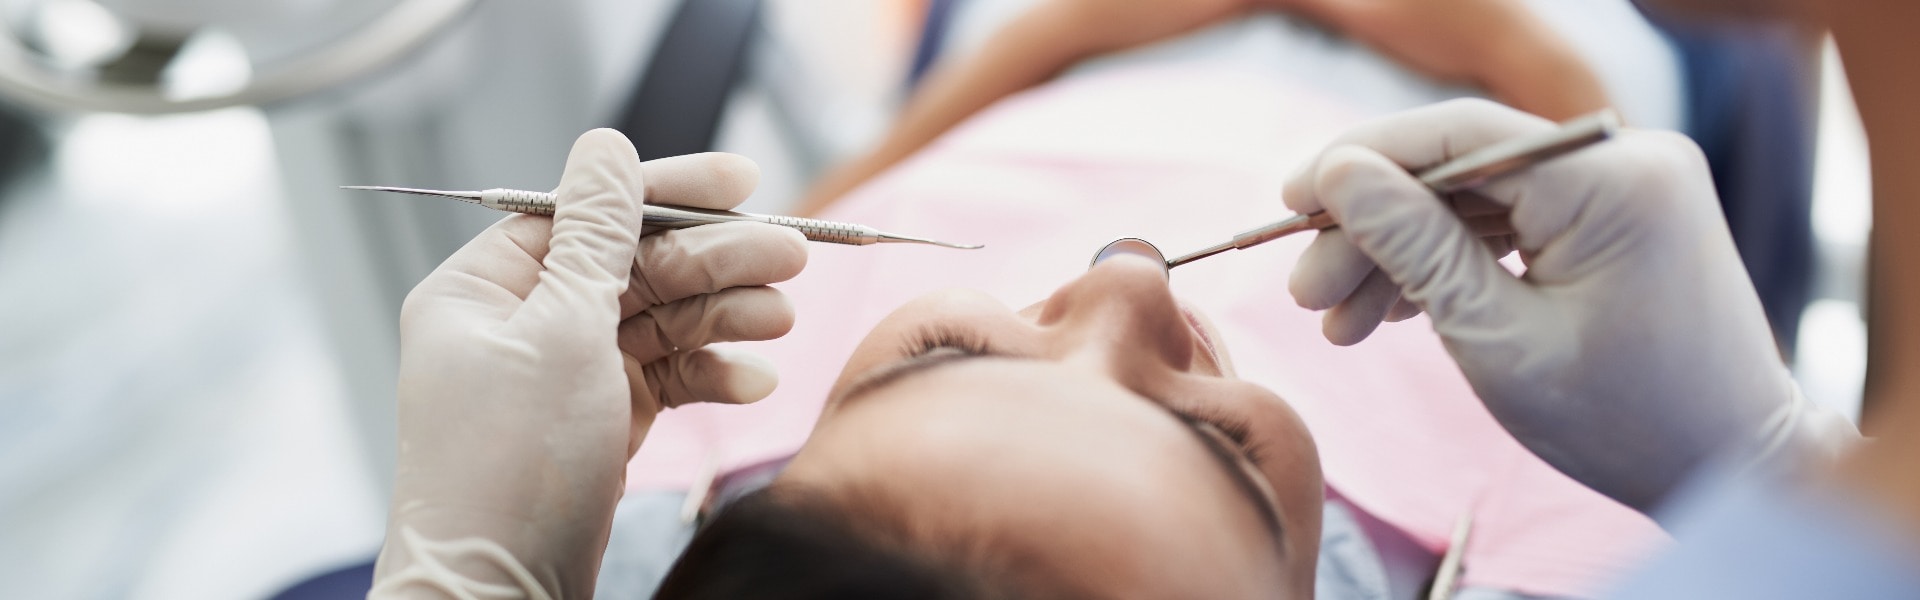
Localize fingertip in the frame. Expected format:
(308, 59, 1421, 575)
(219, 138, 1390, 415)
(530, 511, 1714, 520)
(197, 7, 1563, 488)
(708, 152, 761, 194)
(1313, 145, 1403, 217)
(1281, 156, 1322, 215)
(577, 128, 640, 157)
(1319, 271, 1398, 344)
(768, 224, 809, 282)
(685, 152, 761, 202)
(767, 290, 798, 338)
(726, 285, 799, 340)
(1288, 231, 1372, 311)
(639, 152, 761, 210)
(1322, 311, 1381, 347)
(1385, 297, 1423, 322)
(710, 346, 779, 403)
(1288, 268, 1332, 311)
(1289, 265, 1352, 311)
(554, 129, 645, 224)
(727, 223, 810, 285)
(561, 130, 642, 188)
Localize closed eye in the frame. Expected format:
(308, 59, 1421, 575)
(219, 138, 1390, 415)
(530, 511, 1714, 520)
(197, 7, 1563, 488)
(902, 325, 993, 358)
(827, 353, 1290, 551)
(1168, 405, 1265, 463)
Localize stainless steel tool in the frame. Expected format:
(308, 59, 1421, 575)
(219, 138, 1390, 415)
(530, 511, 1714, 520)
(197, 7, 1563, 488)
(339, 186, 983, 250)
(1092, 109, 1621, 273)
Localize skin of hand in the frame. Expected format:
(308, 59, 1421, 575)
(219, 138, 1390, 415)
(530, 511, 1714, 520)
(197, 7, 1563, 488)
(794, 0, 1605, 216)
(369, 130, 807, 598)
(1271, 0, 1610, 120)
(1819, 0, 1920, 548)
(1284, 99, 1824, 512)
(796, 0, 1263, 216)
(1827, 0, 1920, 429)
(1655, 0, 1920, 548)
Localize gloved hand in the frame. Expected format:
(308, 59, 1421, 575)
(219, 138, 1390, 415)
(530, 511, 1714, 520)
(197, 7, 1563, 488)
(1284, 100, 1854, 512)
(370, 129, 807, 598)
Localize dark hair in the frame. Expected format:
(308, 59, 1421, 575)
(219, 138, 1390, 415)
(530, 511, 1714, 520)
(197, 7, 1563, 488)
(653, 485, 1003, 599)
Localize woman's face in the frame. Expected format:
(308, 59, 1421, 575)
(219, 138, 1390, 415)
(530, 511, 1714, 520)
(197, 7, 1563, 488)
(779, 255, 1323, 599)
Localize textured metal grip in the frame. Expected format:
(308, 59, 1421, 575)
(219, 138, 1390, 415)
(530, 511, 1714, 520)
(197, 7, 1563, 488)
(493, 189, 557, 216)
(761, 215, 870, 245)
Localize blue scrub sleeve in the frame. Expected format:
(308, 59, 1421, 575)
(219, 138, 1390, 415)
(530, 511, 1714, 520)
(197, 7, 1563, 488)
(1604, 466, 1920, 599)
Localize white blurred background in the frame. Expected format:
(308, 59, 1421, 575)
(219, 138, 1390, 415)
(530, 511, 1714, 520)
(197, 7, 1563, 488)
(0, 1, 919, 597)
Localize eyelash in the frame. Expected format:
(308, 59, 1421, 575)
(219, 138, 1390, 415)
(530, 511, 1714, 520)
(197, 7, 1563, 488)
(1173, 406, 1265, 462)
(902, 325, 993, 358)
(900, 326, 1264, 463)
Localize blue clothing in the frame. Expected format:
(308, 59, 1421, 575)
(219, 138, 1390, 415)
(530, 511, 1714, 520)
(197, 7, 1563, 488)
(1606, 468, 1920, 599)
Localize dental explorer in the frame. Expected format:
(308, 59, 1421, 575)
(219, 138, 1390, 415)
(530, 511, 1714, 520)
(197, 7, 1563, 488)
(1102, 109, 1620, 272)
(338, 186, 984, 250)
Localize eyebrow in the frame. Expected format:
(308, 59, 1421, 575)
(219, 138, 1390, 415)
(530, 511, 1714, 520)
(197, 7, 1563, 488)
(832, 353, 1287, 548)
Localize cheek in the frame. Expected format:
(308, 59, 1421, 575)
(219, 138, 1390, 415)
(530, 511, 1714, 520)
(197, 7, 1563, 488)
(1244, 388, 1321, 494)
(1177, 380, 1323, 541)
(1240, 388, 1324, 567)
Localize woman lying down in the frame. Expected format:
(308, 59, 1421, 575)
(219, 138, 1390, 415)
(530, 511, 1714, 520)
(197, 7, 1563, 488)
(373, 129, 1320, 599)
(689, 250, 1326, 597)
(372, 2, 1676, 597)
(375, 107, 1663, 600)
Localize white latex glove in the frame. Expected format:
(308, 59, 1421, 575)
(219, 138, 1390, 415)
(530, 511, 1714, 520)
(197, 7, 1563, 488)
(369, 129, 807, 598)
(1284, 100, 1855, 512)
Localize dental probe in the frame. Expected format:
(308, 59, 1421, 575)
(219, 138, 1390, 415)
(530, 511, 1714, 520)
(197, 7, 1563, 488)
(1161, 109, 1621, 269)
(338, 186, 984, 250)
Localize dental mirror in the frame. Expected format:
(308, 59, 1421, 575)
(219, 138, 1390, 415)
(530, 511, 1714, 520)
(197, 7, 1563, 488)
(1090, 237, 1171, 277)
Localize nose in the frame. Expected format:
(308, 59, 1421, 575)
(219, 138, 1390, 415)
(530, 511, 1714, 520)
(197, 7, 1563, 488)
(1037, 253, 1197, 374)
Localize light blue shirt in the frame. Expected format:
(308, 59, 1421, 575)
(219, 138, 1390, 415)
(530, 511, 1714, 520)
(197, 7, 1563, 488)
(1606, 467, 1920, 599)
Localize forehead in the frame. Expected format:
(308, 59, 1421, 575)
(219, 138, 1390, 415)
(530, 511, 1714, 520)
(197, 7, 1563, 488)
(791, 359, 1286, 596)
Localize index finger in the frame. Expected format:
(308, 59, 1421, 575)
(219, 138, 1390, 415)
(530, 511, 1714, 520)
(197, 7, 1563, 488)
(637, 152, 761, 211)
(1282, 99, 1554, 215)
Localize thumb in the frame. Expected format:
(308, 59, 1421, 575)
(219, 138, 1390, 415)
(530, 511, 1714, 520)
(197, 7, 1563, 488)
(510, 129, 647, 345)
(1313, 145, 1523, 337)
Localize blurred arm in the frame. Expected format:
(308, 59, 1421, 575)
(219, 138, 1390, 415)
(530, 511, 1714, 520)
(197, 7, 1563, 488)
(1278, 0, 1610, 121)
(1835, 0, 1920, 539)
(794, 0, 1608, 216)
(793, 0, 1266, 216)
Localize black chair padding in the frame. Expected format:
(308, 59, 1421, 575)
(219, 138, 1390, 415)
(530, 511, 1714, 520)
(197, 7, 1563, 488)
(614, 0, 766, 162)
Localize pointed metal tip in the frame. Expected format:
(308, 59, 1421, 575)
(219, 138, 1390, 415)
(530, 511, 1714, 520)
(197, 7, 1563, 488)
(876, 231, 984, 250)
(1164, 239, 1237, 269)
(339, 185, 484, 203)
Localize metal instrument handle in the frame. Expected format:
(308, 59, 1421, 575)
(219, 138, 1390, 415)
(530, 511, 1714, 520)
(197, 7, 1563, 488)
(1162, 109, 1620, 269)
(1241, 112, 1618, 251)
(487, 189, 557, 215)
(642, 205, 876, 246)
(1417, 110, 1619, 193)
(761, 215, 873, 246)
